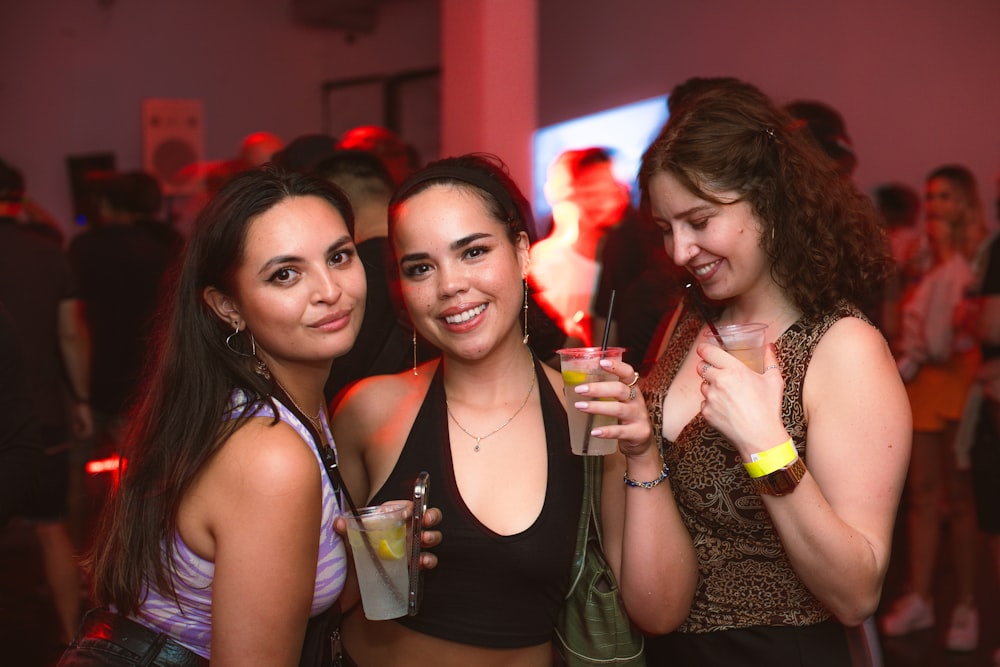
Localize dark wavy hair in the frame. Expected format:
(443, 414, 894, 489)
(89, 166, 354, 615)
(388, 153, 534, 244)
(639, 80, 892, 319)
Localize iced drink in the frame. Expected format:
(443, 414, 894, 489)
(557, 347, 625, 456)
(344, 504, 409, 620)
(703, 323, 767, 373)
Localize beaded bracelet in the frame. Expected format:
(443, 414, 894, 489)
(624, 460, 670, 489)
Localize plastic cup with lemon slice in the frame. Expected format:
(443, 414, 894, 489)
(556, 347, 625, 455)
(345, 504, 410, 619)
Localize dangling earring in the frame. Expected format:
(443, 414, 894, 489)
(522, 280, 530, 345)
(226, 321, 253, 357)
(412, 329, 419, 375)
(251, 334, 271, 379)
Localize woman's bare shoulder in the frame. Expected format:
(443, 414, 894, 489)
(332, 363, 437, 429)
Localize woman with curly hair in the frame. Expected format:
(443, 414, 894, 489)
(600, 79, 912, 665)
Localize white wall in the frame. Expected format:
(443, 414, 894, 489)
(0, 0, 439, 237)
(538, 0, 1000, 214)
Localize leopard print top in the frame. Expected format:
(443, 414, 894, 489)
(642, 299, 865, 632)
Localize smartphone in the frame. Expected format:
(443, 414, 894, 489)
(408, 471, 429, 616)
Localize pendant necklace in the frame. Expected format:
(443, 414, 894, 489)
(445, 364, 536, 452)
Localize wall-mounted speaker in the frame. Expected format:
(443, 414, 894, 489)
(141, 98, 204, 195)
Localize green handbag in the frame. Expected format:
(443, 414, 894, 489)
(555, 455, 646, 666)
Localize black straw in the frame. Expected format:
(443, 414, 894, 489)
(684, 279, 726, 349)
(582, 290, 616, 455)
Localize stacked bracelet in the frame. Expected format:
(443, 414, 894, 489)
(743, 439, 797, 478)
(624, 460, 670, 489)
(744, 439, 806, 496)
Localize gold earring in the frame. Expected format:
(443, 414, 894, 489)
(522, 280, 529, 345)
(412, 329, 418, 375)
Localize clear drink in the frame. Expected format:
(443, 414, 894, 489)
(344, 504, 410, 620)
(557, 347, 625, 456)
(703, 323, 767, 372)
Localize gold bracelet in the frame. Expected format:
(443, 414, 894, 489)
(749, 456, 807, 496)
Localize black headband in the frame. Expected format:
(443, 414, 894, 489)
(391, 162, 519, 224)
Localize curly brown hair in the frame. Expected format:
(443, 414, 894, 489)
(639, 80, 892, 319)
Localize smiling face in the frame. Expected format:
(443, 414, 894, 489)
(208, 195, 366, 376)
(392, 183, 529, 360)
(647, 171, 772, 303)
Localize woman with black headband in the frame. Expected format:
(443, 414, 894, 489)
(330, 153, 651, 666)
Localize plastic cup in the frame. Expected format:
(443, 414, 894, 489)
(556, 347, 625, 456)
(343, 504, 410, 620)
(703, 323, 767, 372)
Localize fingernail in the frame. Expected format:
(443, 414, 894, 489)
(574, 401, 588, 410)
(599, 359, 612, 368)
(575, 384, 589, 393)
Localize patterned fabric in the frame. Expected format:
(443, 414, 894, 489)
(129, 391, 348, 658)
(642, 299, 864, 633)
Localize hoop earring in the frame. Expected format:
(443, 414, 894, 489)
(522, 280, 530, 345)
(225, 321, 254, 357)
(412, 329, 418, 375)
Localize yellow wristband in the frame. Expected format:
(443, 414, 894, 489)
(743, 439, 797, 478)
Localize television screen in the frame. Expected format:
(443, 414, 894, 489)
(530, 95, 668, 237)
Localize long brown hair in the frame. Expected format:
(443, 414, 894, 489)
(639, 80, 892, 318)
(89, 166, 354, 614)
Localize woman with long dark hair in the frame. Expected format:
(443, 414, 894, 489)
(58, 167, 436, 666)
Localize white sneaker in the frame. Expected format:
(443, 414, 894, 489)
(944, 603, 978, 652)
(879, 592, 934, 637)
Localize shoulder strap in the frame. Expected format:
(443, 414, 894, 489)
(273, 387, 362, 516)
(565, 455, 598, 595)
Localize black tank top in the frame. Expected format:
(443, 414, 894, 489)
(370, 353, 583, 648)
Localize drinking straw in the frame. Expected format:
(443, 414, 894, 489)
(683, 279, 726, 349)
(581, 290, 616, 455)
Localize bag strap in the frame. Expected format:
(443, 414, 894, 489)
(565, 456, 599, 596)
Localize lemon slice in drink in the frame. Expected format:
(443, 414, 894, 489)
(373, 523, 407, 560)
(377, 538, 405, 560)
(561, 370, 588, 386)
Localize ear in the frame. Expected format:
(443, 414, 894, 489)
(203, 287, 242, 328)
(515, 231, 531, 279)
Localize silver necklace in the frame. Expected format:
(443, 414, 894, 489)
(274, 379, 328, 446)
(446, 366, 536, 452)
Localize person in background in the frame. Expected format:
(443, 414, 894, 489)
(238, 131, 285, 169)
(606, 79, 910, 666)
(874, 182, 927, 346)
(69, 171, 183, 455)
(272, 133, 339, 174)
(0, 302, 44, 529)
(58, 167, 440, 666)
(0, 158, 93, 650)
(337, 125, 419, 186)
(331, 154, 645, 667)
(783, 99, 857, 181)
(879, 165, 988, 653)
(314, 149, 414, 403)
(965, 171, 1000, 665)
(530, 147, 631, 347)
